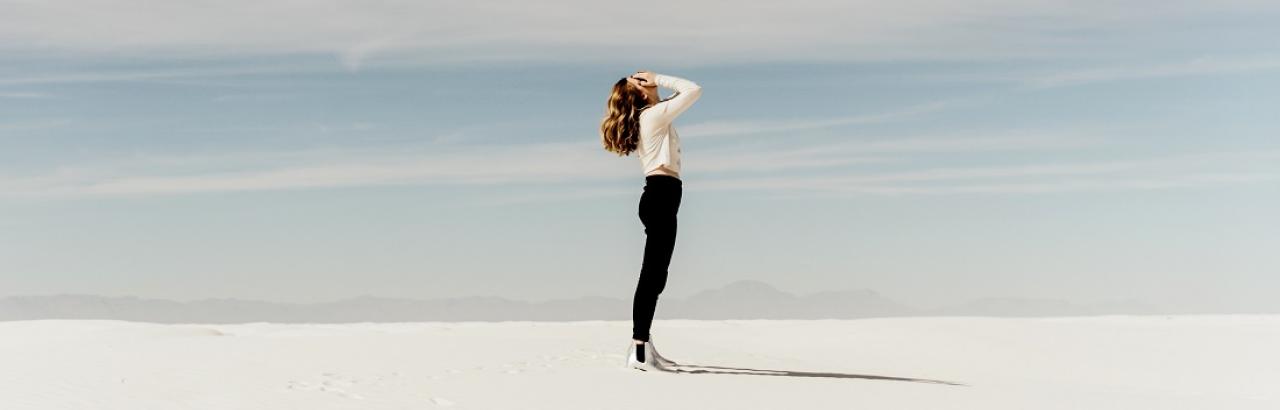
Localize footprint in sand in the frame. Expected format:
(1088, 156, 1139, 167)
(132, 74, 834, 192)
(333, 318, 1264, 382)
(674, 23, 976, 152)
(501, 362, 528, 374)
(431, 397, 456, 407)
(286, 372, 366, 400)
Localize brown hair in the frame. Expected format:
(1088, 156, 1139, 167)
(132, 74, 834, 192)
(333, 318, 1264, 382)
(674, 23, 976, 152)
(599, 78, 650, 156)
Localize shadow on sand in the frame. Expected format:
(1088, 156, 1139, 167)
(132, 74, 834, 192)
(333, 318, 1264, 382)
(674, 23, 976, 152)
(662, 363, 964, 386)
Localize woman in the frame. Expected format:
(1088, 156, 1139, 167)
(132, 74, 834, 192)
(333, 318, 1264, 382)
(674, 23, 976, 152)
(600, 70, 702, 371)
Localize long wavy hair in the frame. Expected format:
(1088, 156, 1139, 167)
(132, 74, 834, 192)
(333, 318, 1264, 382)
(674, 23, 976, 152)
(600, 78, 650, 156)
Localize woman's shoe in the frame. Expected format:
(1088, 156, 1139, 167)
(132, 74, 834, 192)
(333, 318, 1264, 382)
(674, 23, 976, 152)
(624, 342, 668, 372)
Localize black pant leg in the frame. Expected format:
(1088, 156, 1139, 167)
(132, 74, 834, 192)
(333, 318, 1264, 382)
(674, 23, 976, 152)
(632, 184, 680, 342)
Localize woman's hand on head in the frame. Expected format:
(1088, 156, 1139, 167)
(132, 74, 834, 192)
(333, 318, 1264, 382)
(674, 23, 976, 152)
(630, 71, 656, 87)
(625, 76, 644, 90)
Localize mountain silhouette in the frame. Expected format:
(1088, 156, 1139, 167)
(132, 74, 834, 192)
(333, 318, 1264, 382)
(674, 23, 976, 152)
(0, 280, 1167, 323)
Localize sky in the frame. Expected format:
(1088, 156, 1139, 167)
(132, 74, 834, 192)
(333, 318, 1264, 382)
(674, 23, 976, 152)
(1, 0, 1278, 310)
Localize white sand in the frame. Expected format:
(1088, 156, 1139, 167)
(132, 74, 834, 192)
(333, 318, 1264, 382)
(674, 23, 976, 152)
(2, 316, 1277, 409)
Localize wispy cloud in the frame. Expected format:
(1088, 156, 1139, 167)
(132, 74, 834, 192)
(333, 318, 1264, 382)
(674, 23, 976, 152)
(4, 1, 1277, 68)
(759, 172, 1280, 197)
(680, 55, 1280, 140)
(1024, 55, 1280, 89)
(682, 99, 972, 138)
(701, 150, 1280, 195)
(0, 141, 625, 197)
(0, 91, 53, 99)
(695, 134, 1101, 174)
(0, 65, 320, 86)
(0, 132, 1102, 198)
(477, 186, 640, 206)
(756, 134, 1100, 156)
(21, 125, 1271, 201)
(0, 119, 71, 131)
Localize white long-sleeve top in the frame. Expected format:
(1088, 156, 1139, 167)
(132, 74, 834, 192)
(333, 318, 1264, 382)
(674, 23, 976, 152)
(637, 73, 702, 178)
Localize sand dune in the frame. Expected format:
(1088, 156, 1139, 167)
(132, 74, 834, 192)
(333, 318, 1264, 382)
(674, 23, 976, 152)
(2, 316, 1277, 409)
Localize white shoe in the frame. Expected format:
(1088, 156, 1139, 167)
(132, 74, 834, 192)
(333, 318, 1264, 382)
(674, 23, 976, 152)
(647, 337, 680, 367)
(624, 341, 669, 372)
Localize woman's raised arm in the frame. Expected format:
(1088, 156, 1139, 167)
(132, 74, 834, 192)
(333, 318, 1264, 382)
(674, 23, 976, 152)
(642, 73, 702, 125)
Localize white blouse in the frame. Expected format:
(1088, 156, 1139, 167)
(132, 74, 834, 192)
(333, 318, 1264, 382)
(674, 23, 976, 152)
(637, 73, 702, 178)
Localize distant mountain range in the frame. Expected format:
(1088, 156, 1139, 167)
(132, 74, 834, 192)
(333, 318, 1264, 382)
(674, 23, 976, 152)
(0, 280, 1169, 323)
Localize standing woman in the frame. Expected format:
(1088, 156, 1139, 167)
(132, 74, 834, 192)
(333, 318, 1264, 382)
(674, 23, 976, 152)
(600, 70, 702, 371)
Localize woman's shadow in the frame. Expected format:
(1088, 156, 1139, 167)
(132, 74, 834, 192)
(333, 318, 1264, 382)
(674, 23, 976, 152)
(660, 362, 963, 386)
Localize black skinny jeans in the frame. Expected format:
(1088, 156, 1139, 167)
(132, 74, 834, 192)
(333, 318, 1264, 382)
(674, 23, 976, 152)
(633, 174, 682, 342)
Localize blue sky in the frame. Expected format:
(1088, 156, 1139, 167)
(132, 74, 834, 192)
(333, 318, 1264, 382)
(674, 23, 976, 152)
(1, 1, 1278, 310)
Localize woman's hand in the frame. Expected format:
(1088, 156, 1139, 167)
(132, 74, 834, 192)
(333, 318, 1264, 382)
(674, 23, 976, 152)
(630, 71, 656, 87)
